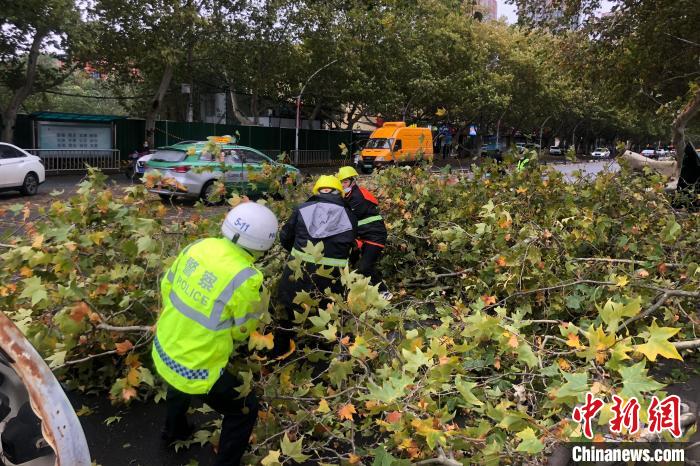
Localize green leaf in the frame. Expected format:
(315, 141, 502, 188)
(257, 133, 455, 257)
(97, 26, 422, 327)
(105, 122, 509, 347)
(618, 361, 664, 399)
(634, 320, 683, 362)
(516, 342, 538, 368)
(19, 276, 48, 306)
(45, 350, 67, 369)
(557, 371, 588, 399)
(372, 445, 410, 466)
(319, 324, 337, 341)
(598, 297, 641, 332)
(136, 236, 157, 254)
(515, 427, 544, 454)
(455, 375, 484, 406)
(138, 367, 155, 387)
(402, 347, 432, 373)
(235, 370, 254, 398)
(366, 374, 414, 403)
(309, 309, 332, 328)
(327, 360, 354, 388)
(104, 416, 122, 426)
(280, 433, 309, 463)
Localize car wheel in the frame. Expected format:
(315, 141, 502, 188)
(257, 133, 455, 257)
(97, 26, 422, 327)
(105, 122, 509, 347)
(20, 173, 39, 196)
(200, 181, 223, 206)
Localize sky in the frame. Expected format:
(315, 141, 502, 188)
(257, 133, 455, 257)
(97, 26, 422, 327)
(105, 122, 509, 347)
(496, 0, 615, 24)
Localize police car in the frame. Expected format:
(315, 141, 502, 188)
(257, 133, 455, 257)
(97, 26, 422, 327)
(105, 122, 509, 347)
(144, 136, 300, 203)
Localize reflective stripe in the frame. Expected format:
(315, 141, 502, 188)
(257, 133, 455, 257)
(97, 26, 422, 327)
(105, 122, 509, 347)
(210, 267, 258, 326)
(169, 266, 259, 331)
(154, 335, 208, 380)
(291, 248, 349, 267)
(358, 215, 383, 226)
(219, 311, 263, 330)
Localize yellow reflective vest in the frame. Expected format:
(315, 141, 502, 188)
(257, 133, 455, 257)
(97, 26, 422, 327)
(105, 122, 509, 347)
(152, 237, 264, 394)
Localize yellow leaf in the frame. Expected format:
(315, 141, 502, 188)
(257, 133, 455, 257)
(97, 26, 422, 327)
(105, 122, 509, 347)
(316, 399, 330, 413)
(615, 275, 629, 288)
(274, 339, 296, 361)
(348, 453, 362, 464)
(516, 187, 528, 194)
(507, 333, 519, 349)
(338, 403, 357, 421)
(248, 331, 275, 351)
(19, 267, 33, 278)
(127, 367, 140, 386)
(634, 320, 683, 362)
(557, 358, 571, 371)
(31, 234, 44, 249)
(566, 333, 583, 349)
(496, 256, 507, 267)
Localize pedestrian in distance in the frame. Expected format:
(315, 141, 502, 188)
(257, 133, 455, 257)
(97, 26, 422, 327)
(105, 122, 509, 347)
(153, 202, 279, 466)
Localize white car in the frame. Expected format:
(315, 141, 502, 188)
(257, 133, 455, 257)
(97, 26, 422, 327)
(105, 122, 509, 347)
(641, 148, 657, 158)
(0, 143, 45, 195)
(591, 147, 610, 158)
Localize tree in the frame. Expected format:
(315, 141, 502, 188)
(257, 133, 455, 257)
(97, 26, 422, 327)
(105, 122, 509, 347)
(586, 0, 700, 168)
(88, 0, 217, 145)
(0, 0, 83, 142)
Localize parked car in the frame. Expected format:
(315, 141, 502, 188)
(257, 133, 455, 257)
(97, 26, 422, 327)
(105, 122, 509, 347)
(0, 142, 45, 195)
(481, 142, 507, 160)
(641, 148, 657, 158)
(655, 147, 670, 158)
(144, 138, 300, 204)
(548, 146, 563, 156)
(591, 147, 611, 158)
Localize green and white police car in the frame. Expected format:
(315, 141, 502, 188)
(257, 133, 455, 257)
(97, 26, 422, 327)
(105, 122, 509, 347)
(144, 136, 300, 203)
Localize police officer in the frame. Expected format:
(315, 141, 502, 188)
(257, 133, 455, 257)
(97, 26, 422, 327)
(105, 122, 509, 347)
(336, 166, 391, 299)
(153, 202, 278, 466)
(273, 175, 357, 354)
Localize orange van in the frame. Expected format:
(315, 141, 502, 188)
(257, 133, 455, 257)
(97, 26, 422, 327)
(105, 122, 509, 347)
(360, 122, 433, 172)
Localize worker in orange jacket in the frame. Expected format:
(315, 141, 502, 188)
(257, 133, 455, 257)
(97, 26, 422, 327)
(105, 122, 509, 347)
(337, 166, 391, 300)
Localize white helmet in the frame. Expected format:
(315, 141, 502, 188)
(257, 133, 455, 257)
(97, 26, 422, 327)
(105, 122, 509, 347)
(222, 202, 279, 251)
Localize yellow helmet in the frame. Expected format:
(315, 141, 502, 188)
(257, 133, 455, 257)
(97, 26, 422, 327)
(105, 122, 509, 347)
(312, 175, 343, 195)
(337, 166, 359, 181)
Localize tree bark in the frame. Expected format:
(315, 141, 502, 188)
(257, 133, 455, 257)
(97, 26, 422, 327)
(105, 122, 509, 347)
(144, 63, 174, 148)
(251, 91, 259, 125)
(671, 87, 700, 178)
(1, 29, 47, 143)
(223, 73, 254, 126)
(306, 101, 322, 130)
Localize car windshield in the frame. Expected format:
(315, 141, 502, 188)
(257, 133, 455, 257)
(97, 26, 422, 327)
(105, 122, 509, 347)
(150, 149, 187, 162)
(595, 148, 607, 152)
(366, 138, 392, 149)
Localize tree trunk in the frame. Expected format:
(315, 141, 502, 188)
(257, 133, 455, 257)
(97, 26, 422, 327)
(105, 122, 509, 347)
(671, 87, 700, 178)
(145, 63, 174, 148)
(306, 101, 322, 130)
(1, 30, 46, 143)
(251, 91, 259, 125)
(223, 74, 254, 126)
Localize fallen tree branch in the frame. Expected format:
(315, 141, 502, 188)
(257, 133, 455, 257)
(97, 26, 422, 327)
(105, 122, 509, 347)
(415, 448, 461, 466)
(571, 257, 681, 268)
(406, 269, 471, 288)
(97, 323, 153, 333)
(55, 339, 151, 369)
(674, 339, 700, 350)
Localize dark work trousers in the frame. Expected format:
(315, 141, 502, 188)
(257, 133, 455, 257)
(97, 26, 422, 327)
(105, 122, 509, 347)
(356, 243, 387, 292)
(164, 370, 259, 466)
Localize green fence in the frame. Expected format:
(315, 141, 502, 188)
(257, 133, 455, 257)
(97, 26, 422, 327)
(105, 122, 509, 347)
(10, 115, 357, 165)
